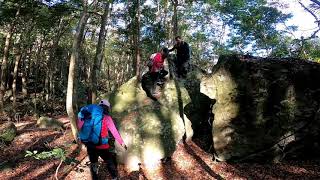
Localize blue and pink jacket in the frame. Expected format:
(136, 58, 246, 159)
(77, 115, 125, 149)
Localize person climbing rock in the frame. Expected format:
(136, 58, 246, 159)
(142, 47, 169, 101)
(169, 36, 190, 78)
(149, 47, 169, 86)
(77, 99, 127, 180)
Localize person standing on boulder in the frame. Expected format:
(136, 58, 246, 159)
(169, 36, 190, 78)
(77, 99, 127, 180)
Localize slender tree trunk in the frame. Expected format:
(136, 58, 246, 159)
(91, 1, 111, 103)
(172, 0, 178, 39)
(47, 18, 65, 101)
(107, 63, 112, 92)
(134, 0, 141, 80)
(21, 59, 28, 98)
(34, 36, 44, 116)
(0, 8, 20, 114)
(21, 46, 32, 98)
(0, 29, 13, 113)
(12, 45, 22, 111)
(45, 71, 49, 101)
(66, 0, 90, 140)
(49, 71, 54, 99)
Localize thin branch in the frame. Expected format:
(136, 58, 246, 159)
(298, 1, 319, 24)
(298, 0, 320, 39)
(306, 28, 320, 40)
(310, 0, 320, 7)
(55, 159, 63, 180)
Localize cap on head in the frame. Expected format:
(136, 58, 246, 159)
(99, 99, 111, 108)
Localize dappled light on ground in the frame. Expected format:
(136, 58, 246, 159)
(1, 116, 320, 179)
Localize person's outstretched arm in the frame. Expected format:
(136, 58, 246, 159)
(169, 45, 176, 52)
(106, 116, 126, 148)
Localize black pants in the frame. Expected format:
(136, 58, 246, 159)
(86, 146, 118, 179)
(150, 69, 168, 83)
(141, 72, 158, 101)
(149, 71, 159, 83)
(175, 56, 189, 78)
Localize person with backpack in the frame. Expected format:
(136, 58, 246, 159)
(169, 36, 190, 78)
(77, 99, 127, 180)
(141, 47, 169, 101)
(148, 47, 169, 86)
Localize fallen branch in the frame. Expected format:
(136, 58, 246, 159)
(57, 145, 87, 179)
(55, 159, 63, 180)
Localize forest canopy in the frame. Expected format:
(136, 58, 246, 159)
(0, 0, 319, 118)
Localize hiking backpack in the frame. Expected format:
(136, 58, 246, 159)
(77, 104, 108, 146)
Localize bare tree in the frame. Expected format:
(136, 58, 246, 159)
(0, 7, 20, 114)
(91, 0, 111, 103)
(171, 0, 179, 39)
(66, 0, 91, 140)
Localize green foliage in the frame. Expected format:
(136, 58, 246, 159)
(303, 39, 320, 61)
(25, 148, 66, 161)
(214, 0, 293, 53)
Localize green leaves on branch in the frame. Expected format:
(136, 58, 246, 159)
(25, 148, 66, 161)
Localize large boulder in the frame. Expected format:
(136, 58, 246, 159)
(201, 55, 320, 162)
(183, 68, 215, 152)
(108, 76, 193, 171)
(0, 122, 17, 143)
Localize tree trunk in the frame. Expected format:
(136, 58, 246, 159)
(33, 36, 44, 117)
(12, 45, 22, 111)
(172, 0, 178, 39)
(0, 29, 13, 114)
(21, 59, 28, 98)
(45, 71, 49, 101)
(163, 0, 170, 42)
(91, 1, 111, 103)
(47, 18, 65, 101)
(49, 71, 54, 99)
(66, 0, 90, 140)
(0, 8, 20, 114)
(134, 0, 141, 80)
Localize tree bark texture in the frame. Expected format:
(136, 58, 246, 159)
(66, 0, 90, 140)
(91, 1, 111, 103)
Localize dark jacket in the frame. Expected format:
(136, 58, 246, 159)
(169, 41, 190, 60)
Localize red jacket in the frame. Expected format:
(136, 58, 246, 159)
(151, 53, 164, 73)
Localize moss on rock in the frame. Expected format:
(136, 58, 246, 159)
(107, 76, 193, 170)
(0, 122, 17, 143)
(37, 117, 64, 130)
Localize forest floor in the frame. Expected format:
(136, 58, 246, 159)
(1, 116, 320, 180)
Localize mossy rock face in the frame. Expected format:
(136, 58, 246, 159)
(108, 77, 193, 170)
(0, 122, 17, 143)
(201, 55, 320, 162)
(37, 117, 64, 130)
